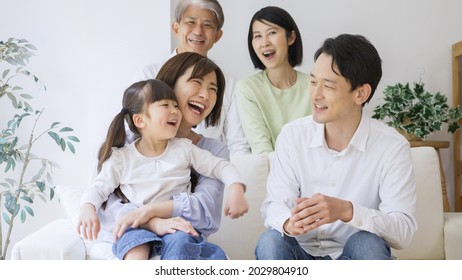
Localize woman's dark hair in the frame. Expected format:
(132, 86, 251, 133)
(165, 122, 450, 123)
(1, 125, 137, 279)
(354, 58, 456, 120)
(97, 79, 176, 173)
(156, 52, 225, 127)
(314, 34, 382, 104)
(247, 6, 303, 70)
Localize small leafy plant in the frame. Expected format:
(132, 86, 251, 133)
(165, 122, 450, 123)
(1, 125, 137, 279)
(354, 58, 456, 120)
(0, 38, 79, 259)
(372, 81, 462, 140)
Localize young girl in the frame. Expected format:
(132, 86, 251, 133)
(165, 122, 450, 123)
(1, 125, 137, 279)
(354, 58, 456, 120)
(236, 6, 311, 155)
(78, 79, 248, 260)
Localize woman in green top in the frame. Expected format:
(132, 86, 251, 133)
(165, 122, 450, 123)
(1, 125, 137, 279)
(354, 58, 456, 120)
(236, 6, 311, 155)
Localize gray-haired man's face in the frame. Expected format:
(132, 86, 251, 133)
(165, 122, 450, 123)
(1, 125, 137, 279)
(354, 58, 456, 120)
(173, 5, 223, 56)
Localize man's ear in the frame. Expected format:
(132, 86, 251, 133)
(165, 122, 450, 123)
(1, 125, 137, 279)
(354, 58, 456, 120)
(133, 114, 145, 128)
(214, 29, 223, 43)
(355, 84, 372, 105)
(172, 22, 180, 36)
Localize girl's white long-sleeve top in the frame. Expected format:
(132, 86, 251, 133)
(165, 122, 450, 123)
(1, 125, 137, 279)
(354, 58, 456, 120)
(81, 138, 241, 210)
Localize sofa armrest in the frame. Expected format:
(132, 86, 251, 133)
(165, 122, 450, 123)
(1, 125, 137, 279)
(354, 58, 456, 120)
(443, 212, 462, 260)
(11, 219, 86, 260)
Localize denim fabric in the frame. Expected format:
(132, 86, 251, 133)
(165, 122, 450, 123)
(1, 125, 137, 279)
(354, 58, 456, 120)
(161, 231, 227, 260)
(337, 230, 392, 260)
(112, 227, 163, 260)
(255, 229, 391, 260)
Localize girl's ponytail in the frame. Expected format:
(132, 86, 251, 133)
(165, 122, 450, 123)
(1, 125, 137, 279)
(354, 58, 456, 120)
(97, 110, 128, 173)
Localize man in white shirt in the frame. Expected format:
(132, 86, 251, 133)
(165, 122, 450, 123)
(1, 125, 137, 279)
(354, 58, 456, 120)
(256, 34, 417, 260)
(134, 0, 250, 155)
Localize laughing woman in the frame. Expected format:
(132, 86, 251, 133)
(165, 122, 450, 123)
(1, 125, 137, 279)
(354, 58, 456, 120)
(96, 52, 240, 260)
(235, 6, 311, 155)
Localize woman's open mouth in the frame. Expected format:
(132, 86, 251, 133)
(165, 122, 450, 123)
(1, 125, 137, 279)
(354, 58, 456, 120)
(188, 101, 205, 115)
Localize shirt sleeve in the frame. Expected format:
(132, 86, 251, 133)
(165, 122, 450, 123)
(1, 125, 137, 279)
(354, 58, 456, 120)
(261, 127, 300, 233)
(346, 142, 417, 249)
(80, 150, 122, 211)
(188, 143, 242, 188)
(235, 79, 274, 155)
(221, 75, 251, 155)
(172, 140, 230, 236)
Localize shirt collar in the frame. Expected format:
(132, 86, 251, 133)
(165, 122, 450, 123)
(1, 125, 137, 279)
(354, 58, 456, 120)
(310, 121, 325, 148)
(349, 114, 369, 152)
(309, 114, 369, 152)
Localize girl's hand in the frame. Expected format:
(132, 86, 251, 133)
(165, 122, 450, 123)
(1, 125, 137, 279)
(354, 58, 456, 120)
(224, 183, 249, 219)
(144, 217, 199, 237)
(77, 203, 100, 241)
(112, 205, 155, 240)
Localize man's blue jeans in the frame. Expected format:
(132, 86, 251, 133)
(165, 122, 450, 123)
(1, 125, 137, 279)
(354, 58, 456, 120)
(161, 231, 227, 260)
(255, 229, 392, 260)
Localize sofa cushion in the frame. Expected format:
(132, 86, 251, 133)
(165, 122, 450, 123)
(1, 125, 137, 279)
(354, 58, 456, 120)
(208, 154, 269, 259)
(55, 185, 85, 227)
(392, 147, 445, 259)
(443, 212, 462, 259)
(11, 219, 86, 260)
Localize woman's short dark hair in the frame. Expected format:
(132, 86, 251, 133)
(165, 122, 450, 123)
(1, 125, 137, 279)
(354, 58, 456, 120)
(247, 6, 303, 70)
(314, 34, 382, 104)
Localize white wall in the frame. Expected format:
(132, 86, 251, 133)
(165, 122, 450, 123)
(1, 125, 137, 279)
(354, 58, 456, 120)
(207, 0, 462, 211)
(2, 0, 462, 259)
(0, 0, 170, 259)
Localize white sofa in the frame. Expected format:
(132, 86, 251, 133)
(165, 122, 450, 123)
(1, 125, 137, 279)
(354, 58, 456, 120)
(11, 147, 462, 260)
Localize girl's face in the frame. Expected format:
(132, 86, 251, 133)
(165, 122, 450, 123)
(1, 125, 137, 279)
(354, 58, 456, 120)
(173, 65, 218, 128)
(141, 99, 182, 140)
(251, 20, 295, 70)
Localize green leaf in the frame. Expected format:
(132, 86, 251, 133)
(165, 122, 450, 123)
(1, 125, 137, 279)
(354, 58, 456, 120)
(20, 93, 33, 99)
(7, 92, 18, 108)
(59, 127, 73, 132)
(21, 196, 33, 203)
(24, 205, 34, 216)
(60, 138, 66, 151)
(36, 181, 45, 192)
(67, 141, 75, 153)
(3, 213, 11, 225)
(48, 131, 61, 145)
(51, 122, 60, 128)
(67, 136, 80, 142)
(25, 44, 37, 50)
(13, 203, 20, 216)
(5, 159, 13, 172)
(50, 187, 55, 200)
(21, 209, 26, 223)
(2, 69, 10, 79)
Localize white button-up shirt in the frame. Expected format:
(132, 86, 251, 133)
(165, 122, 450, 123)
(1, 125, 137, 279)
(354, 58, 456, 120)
(262, 114, 417, 259)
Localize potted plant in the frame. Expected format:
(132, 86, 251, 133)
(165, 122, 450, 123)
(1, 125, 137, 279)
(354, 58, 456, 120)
(0, 38, 79, 259)
(372, 81, 462, 140)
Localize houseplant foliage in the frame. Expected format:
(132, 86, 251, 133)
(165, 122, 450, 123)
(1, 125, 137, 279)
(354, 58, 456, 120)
(372, 81, 462, 140)
(0, 38, 79, 259)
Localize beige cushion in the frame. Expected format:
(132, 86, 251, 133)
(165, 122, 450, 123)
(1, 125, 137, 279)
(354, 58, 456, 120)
(55, 185, 85, 227)
(208, 154, 269, 259)
(393, 147, 445, 259)
(443, 212, 462, 259)
(11, 219, 86, 260)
